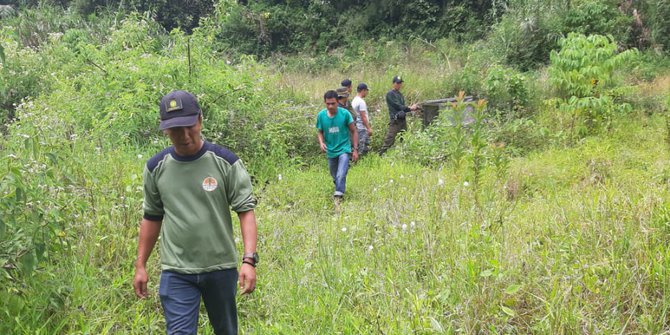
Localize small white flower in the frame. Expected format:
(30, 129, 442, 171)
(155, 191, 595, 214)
(463, 181, 470, 187)
(438, 178, 444, 186)
(400, 175, 405, 179)
(137, 154, 143, 159)
(368, 245, 374, 251)
(410, 221, 416, 228)
(278, 174, 283, 181)
(390, 179, 394, 184)
(401, 224, 408, 231)
(341, 227, 347, 232)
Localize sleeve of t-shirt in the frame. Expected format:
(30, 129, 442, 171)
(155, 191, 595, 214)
(226, 160, 257, 213)
(315, 113, 323, 130)
(142, 166, 164, 221)
(359, 100, 368, 112)
(345, 109, 353, 125)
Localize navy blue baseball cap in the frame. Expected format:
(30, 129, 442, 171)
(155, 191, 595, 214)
(392, 76, 404, 84)
(159, 90, 201, 130)
(341, 79, 352, 87)
(357, 83, 369, 91)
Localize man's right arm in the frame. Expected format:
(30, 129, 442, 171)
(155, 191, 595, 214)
(133, 218, 162, 298)
(317, 130, 326, 152)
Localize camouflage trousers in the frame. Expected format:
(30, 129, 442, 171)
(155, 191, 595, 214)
(379, 118, 407, 155)
(357, 128, 370, 155)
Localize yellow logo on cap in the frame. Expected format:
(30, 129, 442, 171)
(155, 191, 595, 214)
(166, 98, 182, 113)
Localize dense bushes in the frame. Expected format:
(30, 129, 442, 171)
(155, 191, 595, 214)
(547, 33, 638, 134)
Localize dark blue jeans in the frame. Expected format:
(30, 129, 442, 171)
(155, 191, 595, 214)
(328, 153, 350, 196)
(159, 269, 238, 335)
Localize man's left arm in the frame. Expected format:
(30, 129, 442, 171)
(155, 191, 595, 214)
(225, 160, 258, 294)
(238, 210, 257, 295)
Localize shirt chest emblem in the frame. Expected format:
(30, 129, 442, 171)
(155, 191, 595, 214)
(202, 177, 218, 192)
(328, 126, 340, 134)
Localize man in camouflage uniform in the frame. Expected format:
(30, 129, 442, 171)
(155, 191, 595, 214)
(336, 86, 357, 122)
(379, 76, 418, 155)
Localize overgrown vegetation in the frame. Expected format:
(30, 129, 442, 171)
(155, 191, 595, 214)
(1, 0, 670, 333)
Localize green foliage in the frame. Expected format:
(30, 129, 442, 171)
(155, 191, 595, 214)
(484, 65, 530, 116)
(488, 10, 561, 70)
(561, 0, 632, 45)
(130, 0, 215, 33)
(641, 0, 670, 51)
(210, 0, 499, 56)
(548, 33, 638, 133)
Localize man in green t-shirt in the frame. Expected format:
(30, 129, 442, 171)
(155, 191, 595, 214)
(133, 90, 258, 335)
(316, 90, 359, 201)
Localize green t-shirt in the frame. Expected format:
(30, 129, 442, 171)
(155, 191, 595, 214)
(316, 107, 354, 158)
(142, 141, 256, 274)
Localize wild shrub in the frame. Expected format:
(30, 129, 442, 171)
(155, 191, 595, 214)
(484, 65, 530, 117)
(401, 93, 503, 174)
(548, 33, 638, 134)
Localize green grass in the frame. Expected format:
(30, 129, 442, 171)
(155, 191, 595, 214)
(3, 112, 670, 334)
(237, 114, 669, 334)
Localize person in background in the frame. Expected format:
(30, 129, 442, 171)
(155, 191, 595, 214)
(341, 78, 353, 95)
(316, 90, 359, 202)
(351, 83, 372, 156)
(336, 86, 357, 122)
(133, 90, 259, 335)
(379, 76, 418, 156)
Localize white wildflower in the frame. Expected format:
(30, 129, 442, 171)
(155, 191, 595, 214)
(438, 178, 444, 186)
(368, 245, 374, 251)
(401, 224, 408, 231)
(341, 227, 347, 232)
(137, 154, 143, 159)
(463, 181, 469, 187)
(278, 174, 283, 181)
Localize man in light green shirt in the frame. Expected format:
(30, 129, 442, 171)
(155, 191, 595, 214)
(133, 90, 258, 335)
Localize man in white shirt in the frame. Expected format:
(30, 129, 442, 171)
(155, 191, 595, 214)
(351, 83, 372, 156)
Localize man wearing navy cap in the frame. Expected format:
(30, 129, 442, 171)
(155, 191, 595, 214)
(133, 90, 258, 335)
(351, 83, 372, 155)
(380, 76, 418, 155)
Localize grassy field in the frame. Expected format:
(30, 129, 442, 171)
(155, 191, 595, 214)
(9, 111, 668, 334)
(237, 113, 670, 334)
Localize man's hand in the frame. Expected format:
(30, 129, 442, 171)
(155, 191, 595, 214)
(133, 266, 149, 299)
(352, 150, 359, 162)
(410, 104, 419, 111)
(319, 142, 327, 152)
(238, 263, 257, 295)
(366, 127, 372, 136)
